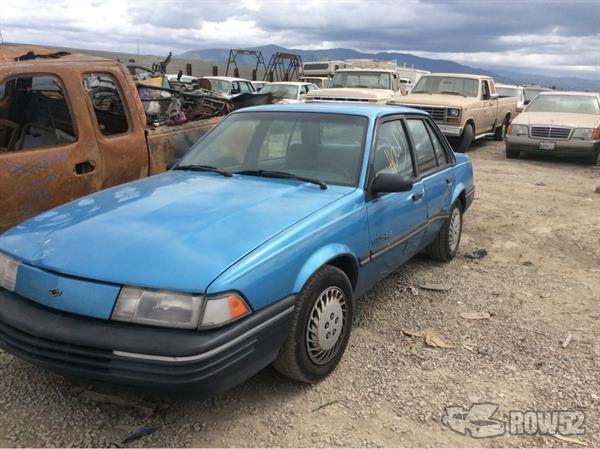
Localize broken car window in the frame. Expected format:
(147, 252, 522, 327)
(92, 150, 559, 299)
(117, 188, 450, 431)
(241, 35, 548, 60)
(0, 74, 76, 152)
(83, 73, 129, 136)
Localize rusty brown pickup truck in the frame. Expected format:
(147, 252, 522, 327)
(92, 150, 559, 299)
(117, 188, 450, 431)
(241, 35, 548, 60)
(0, 46, 220, 232)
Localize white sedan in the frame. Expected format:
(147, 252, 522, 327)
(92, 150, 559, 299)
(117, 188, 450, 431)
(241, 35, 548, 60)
(259, 82, 318, 103)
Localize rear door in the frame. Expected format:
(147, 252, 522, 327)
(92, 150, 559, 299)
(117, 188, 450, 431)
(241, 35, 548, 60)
(405, 117, 455, 244)
(0, 68, 102, 231)
(365, 117, 428, 272)
(81, 70, 148, 189)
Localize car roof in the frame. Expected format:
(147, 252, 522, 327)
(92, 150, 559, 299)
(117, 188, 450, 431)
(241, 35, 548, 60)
(424, 73, 492, 80)
(496, 83, 520, 88)
(233, 102, 429, 119)
(266, 82, 312, 86)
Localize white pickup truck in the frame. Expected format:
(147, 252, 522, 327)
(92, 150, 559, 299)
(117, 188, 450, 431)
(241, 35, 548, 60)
(393, 74, 518, 151)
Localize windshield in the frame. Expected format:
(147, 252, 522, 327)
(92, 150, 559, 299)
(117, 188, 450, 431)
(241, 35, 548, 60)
(259, 84, 299, 100)
(524, 87, 549, 101)
(331, 71, 391, 89)
(412, 76, 479, 97)
(496, 87, 519, 97)
(204, 78, 231, 94)
(180, 112, 368, 186)
(526, 95, 600, 114)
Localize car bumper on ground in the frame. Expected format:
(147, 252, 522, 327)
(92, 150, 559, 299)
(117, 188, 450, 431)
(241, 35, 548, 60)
(0, 289, 295, 393)
(505, 135, 600, 157)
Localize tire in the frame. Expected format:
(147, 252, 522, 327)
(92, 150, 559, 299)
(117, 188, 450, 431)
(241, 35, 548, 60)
(586, 150, 600, 166)
(455, 123, 474, 153)
(273, 265, 354, 383)
(494, 118, 507, 141)
(506, 148, 520, 159)
(427, 202, 463, 262)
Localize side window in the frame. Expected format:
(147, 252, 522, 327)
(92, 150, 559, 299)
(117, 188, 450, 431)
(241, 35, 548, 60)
(231, 81, 239, 93)
(300, 85, 308, 95)
(372, 120, 414, 178)
(425, 122, 448, 166)
(83, 73, 129, 136)
(239, 82, 252, 93)
(0, 74, 76, 152)
(406, 119, 437, 173)
(482, 81, 490, 100)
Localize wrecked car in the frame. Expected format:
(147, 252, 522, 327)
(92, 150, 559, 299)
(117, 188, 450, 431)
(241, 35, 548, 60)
(0, 103, 474, 393)
(0, 46, 221, 232)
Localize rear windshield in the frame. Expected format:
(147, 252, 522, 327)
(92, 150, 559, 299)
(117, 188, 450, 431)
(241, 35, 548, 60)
(496, 87, 519, 97)
(526, 95, 600, 114)
(259, 84, 299, 100)
(412, 76, 479, 97)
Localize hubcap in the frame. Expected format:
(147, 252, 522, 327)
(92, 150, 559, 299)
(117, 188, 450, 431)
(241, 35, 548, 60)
(306, 286, 347, 365)
(448, 207, 462, 252)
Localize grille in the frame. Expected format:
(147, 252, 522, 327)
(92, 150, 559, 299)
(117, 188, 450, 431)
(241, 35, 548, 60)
(530, 126, 571, 139)
(398, 104, 446, 122)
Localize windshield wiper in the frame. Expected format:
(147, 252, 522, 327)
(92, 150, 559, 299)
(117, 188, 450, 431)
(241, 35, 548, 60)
(235, 170, 327, 190)
(411, 90, 432, 94)
(174, 164, 232, 177)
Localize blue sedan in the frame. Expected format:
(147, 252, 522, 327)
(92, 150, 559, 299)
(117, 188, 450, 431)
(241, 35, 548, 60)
(0, 104, 474, 393)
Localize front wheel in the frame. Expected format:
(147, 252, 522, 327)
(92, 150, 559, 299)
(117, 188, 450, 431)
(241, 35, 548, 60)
(586, 150, 600, 166)
(506, 148, 520, 159)
(455, 123, 474, 153)
(427, 202, 463, 262)
(273, 266, 354, 383)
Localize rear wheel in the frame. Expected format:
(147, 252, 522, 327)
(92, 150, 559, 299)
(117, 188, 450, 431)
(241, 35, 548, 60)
(273, 265, 354, 383)
(427, 202, 463, 262)
(455, 123, 474, 153)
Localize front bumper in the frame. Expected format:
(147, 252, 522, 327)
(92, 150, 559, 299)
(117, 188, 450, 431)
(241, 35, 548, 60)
(437, 124, 463, 137)
(505, 135, 600, 157)
(0, 289, 295, 393)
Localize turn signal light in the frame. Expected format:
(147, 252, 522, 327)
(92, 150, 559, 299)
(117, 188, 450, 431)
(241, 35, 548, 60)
(593, 128, 600, 140)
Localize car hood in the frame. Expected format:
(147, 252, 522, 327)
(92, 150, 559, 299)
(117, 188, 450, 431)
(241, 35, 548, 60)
(307, 88, 392, 100)
(0, 171, 351, 292)
(395, 93, 473, 107)
(512, 111, 600, 128)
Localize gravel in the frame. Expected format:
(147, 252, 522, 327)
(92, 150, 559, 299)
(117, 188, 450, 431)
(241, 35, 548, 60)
(0, 140, 598, 447)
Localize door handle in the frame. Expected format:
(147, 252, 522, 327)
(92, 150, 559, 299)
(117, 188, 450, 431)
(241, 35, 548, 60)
(74, 160, 95, 175)
(411, 191, 424, 201)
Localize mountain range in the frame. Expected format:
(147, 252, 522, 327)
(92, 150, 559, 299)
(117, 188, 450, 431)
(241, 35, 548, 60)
(182, 44, 600, 92)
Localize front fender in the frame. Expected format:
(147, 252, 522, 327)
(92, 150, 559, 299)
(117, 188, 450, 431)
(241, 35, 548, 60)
(293, 244, 358, 292)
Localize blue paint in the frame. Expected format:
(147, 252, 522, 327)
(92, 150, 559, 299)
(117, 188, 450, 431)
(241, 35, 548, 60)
(0, 103, 473, 319)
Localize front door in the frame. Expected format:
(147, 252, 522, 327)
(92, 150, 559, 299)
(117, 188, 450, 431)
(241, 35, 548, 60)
(366, 118, 428, 276)
(0, 69, 102, 231)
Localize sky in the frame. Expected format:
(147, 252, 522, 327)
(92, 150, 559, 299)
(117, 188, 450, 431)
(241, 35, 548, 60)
(1, 0, 599, 79)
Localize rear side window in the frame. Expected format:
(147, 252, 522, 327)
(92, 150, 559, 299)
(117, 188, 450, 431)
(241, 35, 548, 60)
(372, 120, 414, 178)
(0, 74, 77, 152)
(426, 122, 448, 165)
(83, 73, 129, 136)
(406, 119, 437, 173)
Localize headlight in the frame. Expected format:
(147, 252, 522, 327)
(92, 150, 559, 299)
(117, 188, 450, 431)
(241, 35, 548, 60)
(112, 287, 250, 329)
(447, 108, 461, 117)
(0, 252, 19, 292)
(508, 124, 528, 136)
(572, 128, 600, 140)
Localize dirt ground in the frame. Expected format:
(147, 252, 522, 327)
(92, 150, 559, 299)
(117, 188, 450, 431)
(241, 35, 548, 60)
(0, 139, 598, 448)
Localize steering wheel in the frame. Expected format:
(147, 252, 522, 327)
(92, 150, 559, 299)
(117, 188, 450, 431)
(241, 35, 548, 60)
(318, 160, 352, 180)
(0, 119, 20, 151)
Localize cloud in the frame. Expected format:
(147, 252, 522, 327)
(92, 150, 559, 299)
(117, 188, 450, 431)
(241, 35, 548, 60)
(1, 0, 598, 76)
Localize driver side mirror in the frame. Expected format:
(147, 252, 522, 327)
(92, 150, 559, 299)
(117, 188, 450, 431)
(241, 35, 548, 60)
(371, 173, 414, 194)
(490, 93, 499, 100)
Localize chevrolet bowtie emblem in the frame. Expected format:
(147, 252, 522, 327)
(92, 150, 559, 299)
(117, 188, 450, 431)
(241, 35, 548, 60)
(48, 288, 62, 297)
